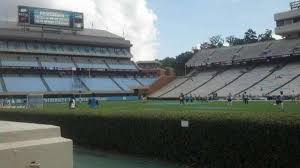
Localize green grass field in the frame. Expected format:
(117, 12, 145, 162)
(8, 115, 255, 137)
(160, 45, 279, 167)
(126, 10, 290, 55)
(4, 100, 300, 123)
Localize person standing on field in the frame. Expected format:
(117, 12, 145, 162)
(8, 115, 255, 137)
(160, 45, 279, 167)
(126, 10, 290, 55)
(279, 91, 284, 112)
(88, 93, 99, 109)
(69, 96, 76, 109)
(227, 93, 233, 106)
(179, 93, 185, 105)
(242, 92, 249, 104)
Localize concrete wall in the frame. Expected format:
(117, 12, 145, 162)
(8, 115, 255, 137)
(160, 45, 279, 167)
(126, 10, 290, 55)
(0, 121, 73, 168)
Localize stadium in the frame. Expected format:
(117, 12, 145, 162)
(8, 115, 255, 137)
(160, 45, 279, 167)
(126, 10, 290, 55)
(1, 2, 300, 168)
(0, 6, 160, 107)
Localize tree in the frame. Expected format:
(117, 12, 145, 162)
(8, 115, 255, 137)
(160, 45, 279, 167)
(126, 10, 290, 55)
(244, 29, 258, 44)
(158, 52, 194, 76)
(258, 29, 275, 42)
(226, 35, 245, 46)
(159, 57, 176, 69)
(175, 51, 194, 75)
(209, 35, 224, 48)
(200, 42, 212, 50)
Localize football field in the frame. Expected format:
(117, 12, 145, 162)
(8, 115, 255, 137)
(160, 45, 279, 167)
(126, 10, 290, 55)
(9, 100, 299, 121)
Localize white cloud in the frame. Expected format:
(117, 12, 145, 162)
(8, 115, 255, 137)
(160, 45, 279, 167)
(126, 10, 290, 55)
(0, 0, 158, 61)
(272, 33, 283, 40)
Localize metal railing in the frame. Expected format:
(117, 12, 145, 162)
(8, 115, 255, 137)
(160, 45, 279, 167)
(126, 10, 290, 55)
(290, 0, 300, 10)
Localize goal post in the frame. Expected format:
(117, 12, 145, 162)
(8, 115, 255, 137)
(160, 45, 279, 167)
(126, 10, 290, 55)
(26, 94, 44, 109)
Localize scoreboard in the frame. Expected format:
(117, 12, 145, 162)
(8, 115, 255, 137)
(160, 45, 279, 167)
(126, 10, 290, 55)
(18, 6, 84, 30)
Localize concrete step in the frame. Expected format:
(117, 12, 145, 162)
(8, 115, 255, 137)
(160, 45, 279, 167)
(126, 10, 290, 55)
(0, 121, 60, 143)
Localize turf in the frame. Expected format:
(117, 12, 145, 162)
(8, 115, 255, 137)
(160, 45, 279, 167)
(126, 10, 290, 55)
(2, 100, 300, 123)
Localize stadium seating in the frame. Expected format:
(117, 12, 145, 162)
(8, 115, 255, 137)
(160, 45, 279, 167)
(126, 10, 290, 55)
(81, 77, 122, 92)
(113, 77, 142, 91)
(186, 39, 300, 67)
(44, 76, 77, 92)
(277, 75, 300, 96)
(186, 49, 214, 67)
(217, 65, 275, 97)
(150, 77, 189, 97)
(106, 59, 137, 70)
(234, 42, 272, 61)
(40, 56, 76, 69)
(3, 74, 47, 92)
(266, 39, 300, 57)
(0, 21, 151, 96)
(136, 77, 157, 86)
(73, 57, 108, 69)
(207, 46, 241, 64)
(0, 54, 39, 67)
(162, 71, 216, 98)
(246, 63, 300, 96)
(190, 68, 245, 96)
(0, 40, 132, 58)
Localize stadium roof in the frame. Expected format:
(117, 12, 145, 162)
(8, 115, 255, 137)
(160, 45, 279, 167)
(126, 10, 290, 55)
(136, 60, 161, 64)
(0, 21, 132, 48)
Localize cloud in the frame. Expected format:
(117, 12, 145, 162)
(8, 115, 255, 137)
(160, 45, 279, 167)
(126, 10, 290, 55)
(0, 0, 158, 61)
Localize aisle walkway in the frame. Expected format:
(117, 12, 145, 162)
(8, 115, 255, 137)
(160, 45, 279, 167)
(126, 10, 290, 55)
(74, 148, 181, 168)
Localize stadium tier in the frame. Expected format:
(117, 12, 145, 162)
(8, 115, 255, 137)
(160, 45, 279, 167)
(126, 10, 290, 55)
(186, 39, 300, 67)
(0, 21, 157, 96)
(151, 38, 300, 99)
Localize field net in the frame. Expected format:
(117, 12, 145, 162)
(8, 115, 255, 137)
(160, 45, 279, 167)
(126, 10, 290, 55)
(26, 94, 44, 109)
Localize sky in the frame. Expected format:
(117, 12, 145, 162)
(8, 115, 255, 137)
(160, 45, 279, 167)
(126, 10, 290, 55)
(0, 0, 293, 61)
(147, 0, 290, 59)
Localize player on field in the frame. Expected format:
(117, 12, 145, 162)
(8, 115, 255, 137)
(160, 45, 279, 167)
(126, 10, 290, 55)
(242, 92, 249, 104)
(88, 93, 99, 109)
(275, 91, 285, 112)
(69, 96, 76, 109)
(179, 93, 185, 105)
(227, 93, 233, 106)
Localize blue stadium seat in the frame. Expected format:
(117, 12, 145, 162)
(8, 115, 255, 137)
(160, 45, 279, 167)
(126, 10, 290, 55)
(137, 78, 157, 86)
(114, 78, 142, 91)
(44, 76, 75, 92)
(3, 75, 46, 92)
(82, 77, 122, 92)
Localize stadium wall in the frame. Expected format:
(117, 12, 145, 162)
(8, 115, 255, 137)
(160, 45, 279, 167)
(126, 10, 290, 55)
(0, 110, 299, 167)
(147, 76, 176, 95)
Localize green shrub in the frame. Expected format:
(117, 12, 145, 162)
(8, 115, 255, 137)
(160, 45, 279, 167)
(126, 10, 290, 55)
(0, 110, 300, 167)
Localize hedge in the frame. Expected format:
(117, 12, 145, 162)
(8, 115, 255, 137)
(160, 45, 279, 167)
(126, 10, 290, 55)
(0, 111, 300, 168)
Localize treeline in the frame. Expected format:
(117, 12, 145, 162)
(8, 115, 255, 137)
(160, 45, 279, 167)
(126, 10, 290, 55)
(156, 51, 194, 76)
(158, 29, 276, 74)
(201, 29, 275, 49)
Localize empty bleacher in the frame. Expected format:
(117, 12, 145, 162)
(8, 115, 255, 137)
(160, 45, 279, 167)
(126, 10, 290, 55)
(186, 49, 214, 67)
(44, 75, 77, 92)
(246, 63, 300, 96)
(113, 77, 142, 91)
(81, 77, 122, 92)
(207, 46, 241, 64)
(266, 39, 300, 57)
(190, 68, 245, 96)
(217, 65, 275, 97)
(40, 56, 76, 70)
(186, 39, 300, 67)
(106, 59, 137, 70)
(0, 54, 39, 68)
(3, 74, 46, 92)
(73, 57, 108, 69)
(276, 75, 300, 96)
(136, 77, 157, 86)
(162, 70, 216, 98)
(234, 42, 272, 61)
(0, 40, 132, 58)
(150, 77, 189, 97)
(0, 22, 151, 96)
